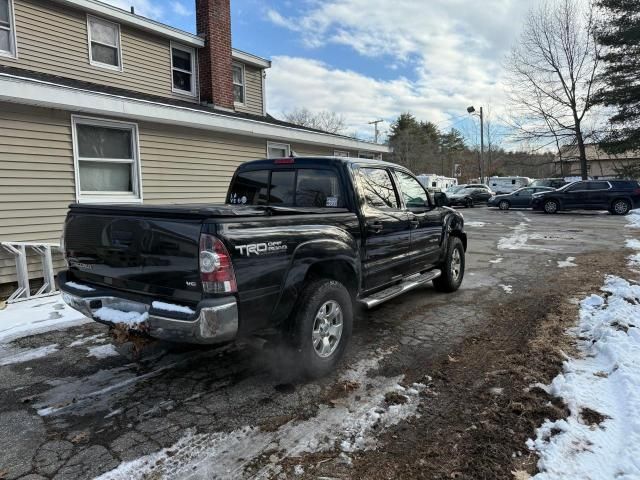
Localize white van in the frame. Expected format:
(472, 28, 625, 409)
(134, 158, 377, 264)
(488, 176, 531, 194)
(417, 174, 458, 192)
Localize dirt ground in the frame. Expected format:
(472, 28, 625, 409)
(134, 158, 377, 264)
(285, 252, 632, 480)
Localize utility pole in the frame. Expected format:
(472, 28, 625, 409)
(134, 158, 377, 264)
(369, 119, 383, 143)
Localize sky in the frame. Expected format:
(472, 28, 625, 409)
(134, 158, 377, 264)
(101, 0, 536, 143)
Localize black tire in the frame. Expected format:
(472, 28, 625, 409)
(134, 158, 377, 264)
(498, 200, 510, 211)
(611, 199, 631, 216)
(433, 236, 465, 293)
(544, 199, 559, 214)
(290, 279, 353, 378)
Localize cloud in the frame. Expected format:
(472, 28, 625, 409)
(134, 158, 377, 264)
(171, 1, 193, 17)
(265, 0, 534, 142)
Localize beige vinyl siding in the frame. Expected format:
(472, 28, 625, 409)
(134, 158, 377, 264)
(1, 0, 197, 102)
(139, 124, 266, 203)
(234, 64, 264, 116)
(0, 104, 72, 284)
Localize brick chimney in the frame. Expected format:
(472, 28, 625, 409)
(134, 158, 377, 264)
(196, 0, 235, 110)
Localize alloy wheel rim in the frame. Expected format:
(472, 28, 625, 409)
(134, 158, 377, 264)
(545, 201, 557, 213)
(312, 300, 343, 358)
(500, 201, 508, 210)
(615, 201, 628, 214)
(451, 248, 462, 281)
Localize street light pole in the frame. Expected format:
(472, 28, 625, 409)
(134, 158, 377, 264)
(467, 105, 484, 183)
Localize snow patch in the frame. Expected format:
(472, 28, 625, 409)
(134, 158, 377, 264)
(151, 301, 195, 315)
(65, 281, 96, 292)
(96, 350, 427, 480)
(87, 344, 119, 359)
(465, 221, 486, 227)
(526, 275, 640, 479)
(625, 210, 640, 228)
(557, 257, 577, 268)
(499, 284, 513, 294)
(69, 334, 106, 347)
(93, 307, 148, 326)
(498, 222, 529, 250)
(489, 257, 503, 264)
(0, 344, 59, 366)
(0, 294, 90, 344)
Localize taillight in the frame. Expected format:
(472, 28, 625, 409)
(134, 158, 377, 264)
(199, 234, 237, 294)
(634, 188, 640, 195)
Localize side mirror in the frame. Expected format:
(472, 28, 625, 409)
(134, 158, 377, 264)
(434, 192, 447, 207)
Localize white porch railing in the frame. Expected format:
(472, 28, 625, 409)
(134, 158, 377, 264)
(1, 242, 60, 303)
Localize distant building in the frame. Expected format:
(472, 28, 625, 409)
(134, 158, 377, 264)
(554, 144, 640, 179)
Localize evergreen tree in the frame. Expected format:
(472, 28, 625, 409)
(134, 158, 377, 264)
(597, 0, 640, 153)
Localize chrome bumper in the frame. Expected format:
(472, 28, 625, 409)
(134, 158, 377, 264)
(61, 292, 238, 345)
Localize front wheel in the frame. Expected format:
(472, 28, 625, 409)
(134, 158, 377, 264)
(611, 199, 631, 215)
(290, 279, 353, 378)
(434, 237, 465, 293)
(544, 199, 559, 214)
(498, 200, 510, 211)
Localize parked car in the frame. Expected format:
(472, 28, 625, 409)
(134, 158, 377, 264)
(59, 157, 467, 377)
(531, 180, 640, 215)
(488, 186, 555, 210)
(529, 178, 568, 189)
(447, 185, 495, 208)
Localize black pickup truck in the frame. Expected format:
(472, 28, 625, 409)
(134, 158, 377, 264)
(59, 157, 467, 376)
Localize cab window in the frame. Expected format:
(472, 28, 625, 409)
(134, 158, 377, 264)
(395, 171, 429, 208)
(359, 168, 399, 209)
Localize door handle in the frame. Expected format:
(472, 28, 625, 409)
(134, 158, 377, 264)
(367, 221, 384, 233)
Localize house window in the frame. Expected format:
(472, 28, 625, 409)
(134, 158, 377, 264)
(72, 116, 142, 203)
(267, 142, 290, 158)
(334, 150, 350, 157)
(233, 63, 245, 104)
(171, 43, 196, 95)
(0, 0, 17, 58)
(87, 15, 121, 70)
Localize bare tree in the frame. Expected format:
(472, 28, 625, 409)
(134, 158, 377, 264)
(282, 108, 348, 135)
(506, 0, 601, 179)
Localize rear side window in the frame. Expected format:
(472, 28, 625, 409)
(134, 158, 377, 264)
(229, 168, 344, 207)
(611, 180, 638, 190)
(588, 181, 610, 190)
(359, 168, 399, 209)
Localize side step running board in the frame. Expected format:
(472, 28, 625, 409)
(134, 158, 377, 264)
(358, 269, 442, 309)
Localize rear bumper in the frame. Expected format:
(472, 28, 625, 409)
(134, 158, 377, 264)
(59, 276, 238, 345)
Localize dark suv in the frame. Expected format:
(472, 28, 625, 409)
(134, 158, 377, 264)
(531, 180, 640, 215)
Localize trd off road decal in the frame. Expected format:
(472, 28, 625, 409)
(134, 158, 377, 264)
(235, 241, 287, 256)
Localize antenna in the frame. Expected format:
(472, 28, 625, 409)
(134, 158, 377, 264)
(368, 119, 383, 143)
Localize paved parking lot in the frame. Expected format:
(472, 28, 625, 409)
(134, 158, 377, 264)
(0, 206, 634, 480)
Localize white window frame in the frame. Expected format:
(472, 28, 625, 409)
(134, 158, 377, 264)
(233, 62, 245, 106)
(87, 14, 122, 71)
(170, 41, 196, 97)
(334, 150, 350, 157)
(71, 115, 143, 204)
(0, 0, 18, 59)
(267, 141, 291, 158)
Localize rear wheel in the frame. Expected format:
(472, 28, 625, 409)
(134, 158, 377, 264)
(290, 279, 353, 378)
(434, 237, 465, 293)
(544, 199, 559, 214)
(498, 200, 510, 211)
(611, 199, 631, 215)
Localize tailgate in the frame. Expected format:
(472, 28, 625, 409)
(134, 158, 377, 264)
(64, 212, 203, 303)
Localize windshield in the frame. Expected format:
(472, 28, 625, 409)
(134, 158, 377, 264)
(555, 182, 576, 192)
(447, 185, 464, 194)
